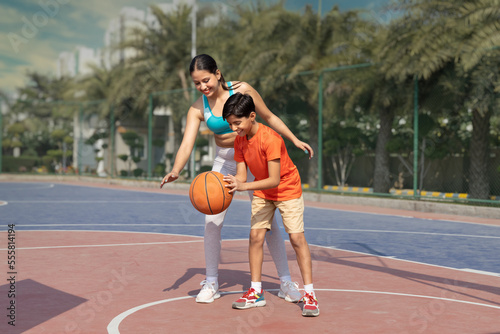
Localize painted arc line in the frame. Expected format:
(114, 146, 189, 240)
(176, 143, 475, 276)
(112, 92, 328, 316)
(106, 291, 244, 334)
(106, 289, 500, 334)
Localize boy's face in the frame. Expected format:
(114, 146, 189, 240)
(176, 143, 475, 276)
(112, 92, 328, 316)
(226, 112, 256, 137)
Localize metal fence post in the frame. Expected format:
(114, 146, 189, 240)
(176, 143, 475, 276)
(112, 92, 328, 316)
(110, 105, 115, 178)
(413, 76, 419, 198)
(78, 104, 83, 175)
(0, 99, 2, 174)
(317, 71, 324, 191)
(148, 94, 153, 178)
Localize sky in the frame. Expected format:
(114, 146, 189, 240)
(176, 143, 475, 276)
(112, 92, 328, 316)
(0, 0, 389, 97)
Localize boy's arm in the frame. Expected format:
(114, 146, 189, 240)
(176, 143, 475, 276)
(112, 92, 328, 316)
(224, 159, 281, 193)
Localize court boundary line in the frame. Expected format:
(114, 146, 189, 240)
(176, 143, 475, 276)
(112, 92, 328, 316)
(5, 200, 188, 203)
(3, 229, 498, 277)
(4, 181, 498, 227)
(2, 240, 204, 250)
(8, 224, 500, 240)
(106, 288, 500, 334)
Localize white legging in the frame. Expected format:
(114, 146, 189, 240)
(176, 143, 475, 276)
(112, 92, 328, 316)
(204, 146, 290, 279)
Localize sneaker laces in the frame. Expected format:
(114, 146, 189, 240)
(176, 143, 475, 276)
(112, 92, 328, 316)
(242, 288, 256, 298)
(282, 281, 299, 289)
(303, 292, 316, 304)
(199, 280, 215, 291)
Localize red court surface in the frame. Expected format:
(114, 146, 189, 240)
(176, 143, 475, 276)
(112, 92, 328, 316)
(1, 230, 499, 334)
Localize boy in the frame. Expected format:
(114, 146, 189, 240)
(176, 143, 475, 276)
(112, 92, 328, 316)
(222, 92, 319, 317)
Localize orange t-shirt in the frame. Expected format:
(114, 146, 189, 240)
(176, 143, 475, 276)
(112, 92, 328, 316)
(234, 124, 302, 201)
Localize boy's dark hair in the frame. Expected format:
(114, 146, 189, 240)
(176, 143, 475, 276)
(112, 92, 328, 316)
(222, 92, 255, 120)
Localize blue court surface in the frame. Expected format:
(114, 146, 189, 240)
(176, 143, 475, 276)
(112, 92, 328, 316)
(1, 182, 499, 276)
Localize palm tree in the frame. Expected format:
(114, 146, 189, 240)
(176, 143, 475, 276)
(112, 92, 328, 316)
(232, 3, 369, 188)
(379, 0, 500, 199)
(10, 72, 74, 165)
(119, 4, 197, 149)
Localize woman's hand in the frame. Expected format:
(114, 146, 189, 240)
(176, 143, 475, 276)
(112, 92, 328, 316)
(160, 172, 179, 188)
(294, 140, 314, 159)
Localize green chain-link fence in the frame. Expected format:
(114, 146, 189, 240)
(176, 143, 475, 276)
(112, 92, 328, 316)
(1, 64, 499, 207)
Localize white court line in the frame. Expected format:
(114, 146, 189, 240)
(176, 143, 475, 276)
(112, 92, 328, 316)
(310, 243, 500, 276)
(0, 183, 55, 190)
(106, 288, 500, 334)
(10, 224, 500, 240)
(0, 239, 203, 251)
(18, 224, 204, 227)
(303, 204, 500, 227)
(460, 269, 499, 276)
(305, 227, 500, 239)
(6, 200, 184, 203)
(2, 229, 497, 277)
(0, 201, 7, 206)
(9, 181, 497, 227)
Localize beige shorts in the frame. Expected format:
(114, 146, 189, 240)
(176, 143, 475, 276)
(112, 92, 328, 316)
(251, 195, 304, 233)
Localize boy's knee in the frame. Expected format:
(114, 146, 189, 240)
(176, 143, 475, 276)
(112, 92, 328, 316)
(289, 233, 306, 247)
(250, 229, 266, 245)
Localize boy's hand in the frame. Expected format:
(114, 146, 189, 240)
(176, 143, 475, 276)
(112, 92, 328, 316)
(223, 174, 245, 193)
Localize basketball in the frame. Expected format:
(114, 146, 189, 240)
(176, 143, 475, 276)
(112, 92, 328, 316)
(189, 171, 233, 215)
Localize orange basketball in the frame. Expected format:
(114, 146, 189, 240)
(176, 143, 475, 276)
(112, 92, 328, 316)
(189, 171, 233, 215)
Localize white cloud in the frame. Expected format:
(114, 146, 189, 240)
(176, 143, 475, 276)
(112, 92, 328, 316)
(0, 37, 61, 94)
(0, 0, 199, 96)
(0, 4, 24, 26)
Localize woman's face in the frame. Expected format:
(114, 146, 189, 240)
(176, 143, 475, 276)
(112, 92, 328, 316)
(191, 69, 221, 97)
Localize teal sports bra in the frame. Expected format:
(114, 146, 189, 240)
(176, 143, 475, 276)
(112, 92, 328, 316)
(203, 82, 234, 135)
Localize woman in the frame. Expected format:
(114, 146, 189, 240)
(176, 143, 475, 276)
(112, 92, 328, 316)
(160, 54, 313, 304)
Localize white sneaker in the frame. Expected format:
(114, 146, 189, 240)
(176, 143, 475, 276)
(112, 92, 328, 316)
(195, 280, 220, 303)
(278, 281, 302, 302)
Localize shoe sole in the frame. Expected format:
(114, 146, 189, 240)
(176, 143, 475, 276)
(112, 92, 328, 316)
(302, 309, 320, 317)
(278, 291, 301, 303)
(195, 291, 221, 303)
(232, 300, 266, 309)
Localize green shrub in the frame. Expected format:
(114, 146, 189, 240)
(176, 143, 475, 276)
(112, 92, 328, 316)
(133, 168, 143, 177)
(2, 156, 39, 172)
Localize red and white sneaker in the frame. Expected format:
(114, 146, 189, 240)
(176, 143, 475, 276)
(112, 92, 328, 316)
(302, 292, 320, 317)
(232, 288, 266, 309)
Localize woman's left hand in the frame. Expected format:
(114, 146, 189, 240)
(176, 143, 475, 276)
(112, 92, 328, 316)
(294, 140, 314, 159)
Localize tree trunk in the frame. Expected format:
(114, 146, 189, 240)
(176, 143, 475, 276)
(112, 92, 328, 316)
(373, 107, 395, 193)
(178, 68, 190, 102)
(468, 109, 491, 199)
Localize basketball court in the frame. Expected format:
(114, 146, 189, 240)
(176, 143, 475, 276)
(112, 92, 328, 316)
(0, 180, 499, 333)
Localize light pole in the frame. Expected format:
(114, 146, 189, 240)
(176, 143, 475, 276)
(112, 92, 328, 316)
(189, 0, 197, 179)
(0, 99, 3, 174)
